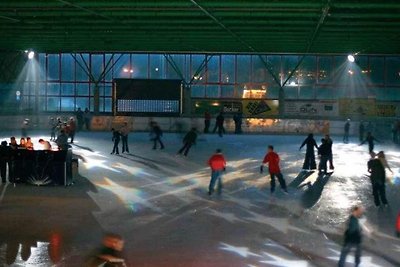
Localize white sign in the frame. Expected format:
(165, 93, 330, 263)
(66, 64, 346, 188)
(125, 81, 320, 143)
(285, 101, 339, 117)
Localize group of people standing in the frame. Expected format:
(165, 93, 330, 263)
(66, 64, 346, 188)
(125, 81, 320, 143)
(203, 111, 243, 137)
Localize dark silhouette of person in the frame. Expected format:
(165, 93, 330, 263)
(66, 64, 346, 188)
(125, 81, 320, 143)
(233, 112, 243, 134)
(360, 132, 379, 153)
(150, 122, 164, 150)
(204, 111, 211, 133)
(84, 108, 91, 131)
(177, 128, 198, 157)
(120, 122, 130, 153)
(76, 107, 84, 131)
(368, 153, 388, 207)
(324, 134, 334, 170)
(318, 139, 330, 175)
(338, 206, 364, 267)
(299, 133, 318, 170)
(0, 141, 9, 183)
(343, 119, 350, 143)
(110, 128, 120, 155)
(213, 112, 225, 137)
(359, 121, 365, 143)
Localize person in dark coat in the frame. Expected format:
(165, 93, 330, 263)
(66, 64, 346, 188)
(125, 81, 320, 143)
(0, 141, 9, 183)
(213, 112, 225, 137)
(68, 117, 77, 144)
(299, 133, 318, 171)
(318, 138, 330, 175)
(119, 122, 130, 154)
(150, 122, 164, 150)
(84, 108, 91, 131)
(233, 112, 243, 134)
(324, 134, 334, 170)
(359, 121, 365, 143)
(360, 132, 379, 153)
(338, 206, 364, 267)
(76, 107, 84, 132)
(343, 119, 350, 143)
(177, 128, 198, 157)
(204, 111, 211, 134)
(368, 153, 388, 207)
(56, 130, 69, 150)
(8, 137, 18, 183)
(110, 128, 120, 155)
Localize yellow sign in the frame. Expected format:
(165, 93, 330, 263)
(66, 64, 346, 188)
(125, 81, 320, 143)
(242, 100, 279, 116)
(376, 104, 397, 117)
(339, 99, 376, 116)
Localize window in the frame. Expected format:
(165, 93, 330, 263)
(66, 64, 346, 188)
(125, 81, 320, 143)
(75, 54, 90, 81)
(206, 85, 220, 98)
(47, 54, 60, 80)
(61, 54, 75, 81)
(150, 54, 164, 79)
(386, 57, 400, 85)
(191, 85, 205, 98)
(237, 55, 250, 83)
(221, 55, 235, 84)
(318, 56, 332, 84)
(206, 55, 219, 83)
(369, 57, 384, 84)
(132, 54, 148, 78)
(91, 54, 104, 81)
(221, 85, 234, 98)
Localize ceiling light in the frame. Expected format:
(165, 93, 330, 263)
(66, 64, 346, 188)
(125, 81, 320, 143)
(28, 51, 35, 60)
(347, 54, 355, 63)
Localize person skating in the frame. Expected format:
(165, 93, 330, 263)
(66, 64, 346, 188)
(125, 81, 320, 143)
(110, 128, 120, 155)
(204, 111, 211, 134)
(0, 141, 9, 184)
(360, 132, 379, 153)
(68, 117, 76, 143)
(84, 108, 91, 131)
(56, 130, 69, 150)
(368, 153, 388, 207)
(338, 206, 364, 267)
(76, 107, 84, 132)
(377, 151, 393, 174)
(260, 145, 288, 194)
(325, 134, 334, 170)
(150, 122, 164, 150)
(233, 112, 243, 134)
(120, 122, 130, 153)
(213, 112, 225, 137)
(299, 133, 318, 171)
(177, 128, 197, 157)
(359, 121, 365, 143)
(343, 119, 350, 143)
(318, 138, 330, 175)
(396, 212, 400, 238)
(207, 149, 226, 196)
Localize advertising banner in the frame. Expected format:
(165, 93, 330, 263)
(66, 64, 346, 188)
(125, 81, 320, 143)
(192, 99, 279, 117)
(339, 98, 376, 116)
(285, 100, 339, 117)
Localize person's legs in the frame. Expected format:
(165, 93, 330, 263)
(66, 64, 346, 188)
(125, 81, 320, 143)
(152, 138, 157, 149)
(372, 183, 381, 206)
(0, 161, 6, 183)
(303, 154, 310, 170)
(218, 125, 223, 137)
(204, 120, 210, 133)
(270, 173, 276, 193)
(70, 132, 75, 143)
(276, 172, 287, 191)
(328, 153, 334, 169)
(217, 174, 223, 195)
(208, 171, 220, 194)
(338, 243, 352, 267)
(183, 143, 192, 156)
(379, 184, 388, 205)
(125, 135, 129, 153)
(310, 153, 317, 170)
(369, 143, 374, 153)
(354, 244, 361, 267)
(158, 137, 165, 149)
(319, 156, 328, 174)
(178, 143, 186, 154)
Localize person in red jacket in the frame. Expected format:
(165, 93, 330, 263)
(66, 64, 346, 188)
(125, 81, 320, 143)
(396, 212, 400, 238)
(260, 145, 288, 194)
(207, 149, 226, 196)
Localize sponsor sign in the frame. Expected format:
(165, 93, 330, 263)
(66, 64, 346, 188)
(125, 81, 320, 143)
(285, 101, 339, 117)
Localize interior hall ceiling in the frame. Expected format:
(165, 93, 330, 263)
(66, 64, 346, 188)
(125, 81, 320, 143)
(0, 0, 400, 54)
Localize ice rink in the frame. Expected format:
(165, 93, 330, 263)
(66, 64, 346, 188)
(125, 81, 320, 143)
(0, 130, 399, 266)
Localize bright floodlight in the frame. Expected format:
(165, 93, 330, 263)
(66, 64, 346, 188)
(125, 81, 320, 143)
(347, 54, 355, 63)
(28, 51, 35, 59)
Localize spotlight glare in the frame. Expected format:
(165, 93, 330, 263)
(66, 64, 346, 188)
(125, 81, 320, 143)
(28, 51, 35, 59)
(347, 54, 355, 63)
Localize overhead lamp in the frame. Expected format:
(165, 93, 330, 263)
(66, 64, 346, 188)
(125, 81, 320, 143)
(347, 54, 355, 63)
(27, 51, 35, 60)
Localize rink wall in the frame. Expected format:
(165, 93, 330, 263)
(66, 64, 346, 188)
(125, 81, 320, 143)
(0, 114, 394, 137)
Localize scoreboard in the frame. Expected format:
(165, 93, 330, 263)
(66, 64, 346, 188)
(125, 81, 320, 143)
(114, 79, 182, 116)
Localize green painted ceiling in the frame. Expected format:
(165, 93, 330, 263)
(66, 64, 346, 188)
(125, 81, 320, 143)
(0, 0, 400, 54)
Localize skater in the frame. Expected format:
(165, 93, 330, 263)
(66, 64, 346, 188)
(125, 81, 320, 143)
(318, 139, 330, 175)
(213, 112, 225, 137)
(204, 111, 211, 134)
(360, 132, 379, 153)
(325, 134, 334, 170)
(68, 117, 76, 143)
(260, 145, 288, 194)
(110, 128, 120, 155)
(396, 212, 400, 238)
(359, 121, 365, 143)
(299, 133, 318, 171)
(150, 122, 164, 150)
(76, 107, 84, 132)
(368, 153, 388, 207)
(21, 119, 29, 137)
(233, 112, 243, 134)
(120, 122, 130, 153)
(207, 149, 226, 196)
(49, 117, 57, 141)
(84, 108, 91, 131)
(338, 206, 363, 267)
(343, 119, 350, 143)
(0, 141, 8, 184)
(177, 128, 197, 157)
(56, 130, 69, 150)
